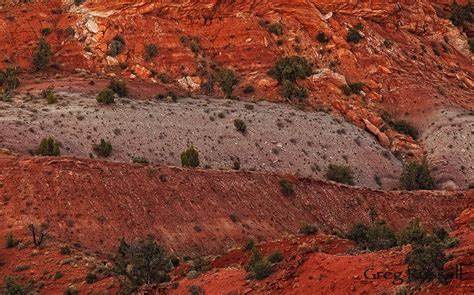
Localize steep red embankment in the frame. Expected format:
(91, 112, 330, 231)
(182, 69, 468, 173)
(1, 151, 471, 256)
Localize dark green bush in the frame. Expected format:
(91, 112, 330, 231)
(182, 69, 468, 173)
(406, 240, 447, 283)
(299, 224, 317, 235)
(325, 164, 354, 185)
(347, 28, 363, 43)
(246, 248, 273, 280)
(2, 277, 30, 294)
(85, 272, 98, 284)
(109, 79, 128, 97)
(144, 43, 158, 60)
(243, 85, 255, 94)
(96, 88, 115, 104)
(346, 221, 397, 251)
(267, 251, 283, 263)
(450, 2, 473, 27)
(60, 245, 71, 255)
(32, 37, 51, 71)
(93, 139, 113, 158)
(113, 238, 172, 290)
(6, 233, 19, 249)
(37, 137, 62, 156)
(169, 255, 180, 267)
(108, 35, 125, 57)
(181, 145, 200, 168)
(233, 119, 247, 134)
(316, 32, 330, 43)
(41, 86, 57, 104)
(400, 159, 435, 190)
(74, 0, 85, 5)
(398, 219, 427, 246)
(244, 239, 255, 251)
(64, 287, 79, 295)
(216, 68, 239, 98)
(394, 120, 420, 139)
(279, 179, 294, 197)
(0, 67, 20, 91)
(280, 79, 308, 101)
(267, 22, 284, 35)
(188, 285, 205, 295)
(270, 56, 312, 83)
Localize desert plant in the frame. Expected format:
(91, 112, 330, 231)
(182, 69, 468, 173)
(144, 43, 158, 60)
(468, 38, 474, 53)
(406, 240, 447, 283)
(85, 272, 98, 284)
(108, 35, 125, 57)
(279, 79, 308, 101)
(5, 233, 19, 249)
(400, 159, 435, 190)
(74, 0, 85, 6)
(60, 245, 71, 255)
(316, 32, 330, 43)
(243, 85, 255, 94)
(244, 239, 255, 250)
(27, 223, 47, 247)
(299, 224, 317, 235)
(32, 37, 51, 71)
(346, 220, 397, 251)
(398, 219, 428, 246)
(0, 67, 20, 91)
(267, 22, 284, 35)
(180, 145, 200, 168)
(64, 287, 79, 295)
(37, 137, 62, 156)
(93, 139, 113, 158)
(450, 2, 473, 27)
(2, 277, 30, 294)
(246, 247, 273, 280)
(109, 79, 128, 97)
(325, 164, 354, 185)
(267, 251, 283, 263)
(279, 179, 294, 197)
(391, 120, 419, 139)
(113, 237, 172, 290)
(41, 86, 57, 104)
(188, 285, 205, 295)
(96, 88, 115, 104)
(270, 56, 312, 83)
(216, 68, 239, 98)
(347, 28, 363, 43)
(233, 119, 247, 134)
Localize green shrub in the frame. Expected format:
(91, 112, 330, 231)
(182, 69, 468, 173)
(74, 0, 85, 5)
(325, 164, 354, 185)
(280, 79, 308, 101)
(216, 68, 239, 98)
(41, 86, 57, 104)
(299, 224, 317, 235)
(60, 245, 71, 255)
(243, 85, 255, 94)
(188, 285, 205, 295)
(270, 56, 312, 83)
(113, 238, 172, 290)
(85, 272, 98, 284)
(169, 255, 180, 267)
(450, 2, 473, 27)
(144, 43, 158, 60)
(96, 88, 115, 104)
(392, 120, 419, 139)
(279, 179, 294, 197)
(131, 156, 149, 164)
(108, 35, 125, 57)
(406, 240, 447, 283)
(32, 37, 51, 71)
(348, 82, 364, 94)
(6, 233, 19, 249)
(398, 219, 427, 246)
(109, 79, 128, 97)
(432, 227, 449, 242)
(93, 139, 113, 158)
(267, 22, 284, 35)
(400, 159, 435, 190)
(346, 221, 397, 251)
(267, 251, 283, 263)
(246, 248, 273, 280)
(180, 145, 200, 168)
(53, 271, 63, 280)
(468, 38, 474, 53)
(0, 67, 20, 91)
(316, 32, 330, 43)
(2, 277, 30, 294)
(37, 137, 62, 156)
(244, 239, 255, 250)
(233, 119, 247, 134)
(64, 287, 79, 295)
(347, 28, 363, 43)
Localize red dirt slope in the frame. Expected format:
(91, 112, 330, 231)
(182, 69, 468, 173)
(0, 151, 471, 256)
